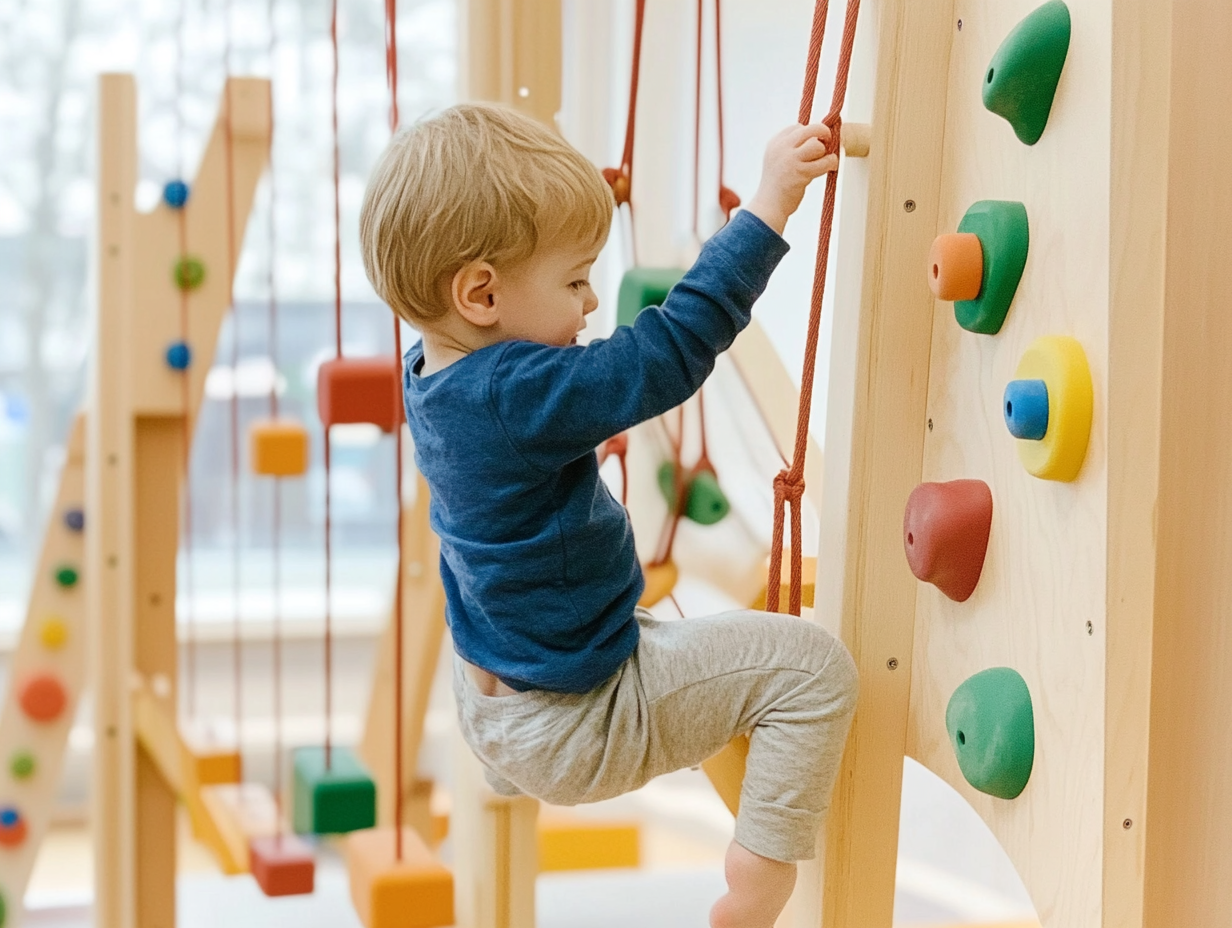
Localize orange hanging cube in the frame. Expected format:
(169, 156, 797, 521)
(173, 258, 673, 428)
(249, 420, 310, 476)
(346, 827, 454, 928)
(317, 357, 403, 433)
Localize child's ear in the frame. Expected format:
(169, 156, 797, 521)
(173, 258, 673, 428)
(451, 261, 499, 327)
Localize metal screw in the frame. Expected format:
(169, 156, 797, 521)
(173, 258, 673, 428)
(927, 418, 934, 432)
(108, 454, 118, 465)
(887, 657, 899, 671)
(106, 726, 117, 738)
(1086, 621, 1094, 636)
(904, 199, 917, 213)
(957, 18, 963, 30)
(1123, 818, 1133, 830)
(107, 555, 118, 567)
(150, 593, 161, 606)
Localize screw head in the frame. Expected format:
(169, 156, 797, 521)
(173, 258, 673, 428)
(1123, 818, 1133, 830)
(957, 18, 963, 30)
(904, 199, 917, 213)
(1086, 620, 1094, 635)
(887, 657, 899, 671)
(927, 418, 934, 432)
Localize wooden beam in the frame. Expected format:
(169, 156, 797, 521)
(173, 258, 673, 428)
(460, 0, 562, 127)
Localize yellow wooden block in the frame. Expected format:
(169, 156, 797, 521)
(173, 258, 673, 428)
(249, 419, 310, 477)
(198, 783, 281, 873)
(537, 810, 641, 872)
(750, 554, 817, 611)
(638, 560, 678, 607)
(181, 729, 242, 787)
(346, 827, 454, 928)
(701, 734, 750, 816)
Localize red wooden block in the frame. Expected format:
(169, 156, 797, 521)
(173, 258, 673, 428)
(903, 479, 993, 603)
(250, 835, 315, 897)
(317, 358, 403, 433)
(18, 673, 68, 723)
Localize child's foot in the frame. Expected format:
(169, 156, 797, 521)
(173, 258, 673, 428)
(709, 839, 797, 928)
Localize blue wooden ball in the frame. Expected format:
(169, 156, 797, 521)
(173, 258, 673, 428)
(163, 180, 190, 209)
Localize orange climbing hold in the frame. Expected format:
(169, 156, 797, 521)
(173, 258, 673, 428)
(928, 232, 984, 302)
(638, 561, 678, 608)
(317, 357, 404, 433)
(250, 420, 310, 476)
(18, 673, 68, 723)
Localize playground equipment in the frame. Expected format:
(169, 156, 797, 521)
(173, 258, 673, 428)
(798, 0, 1232, 925)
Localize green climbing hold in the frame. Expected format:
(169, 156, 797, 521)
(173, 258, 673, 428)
(657, 462, 730, 526)
(173, 256, 206, 291)
(946, 667, 1035, 800)
(53, 564, 79, 589)
(954, 200, 1029, 335)
(617, 267, 686, 329)
(0, 886, 7, 926)
(9, 752, 35, 781)
(983, 0, 1071, 145)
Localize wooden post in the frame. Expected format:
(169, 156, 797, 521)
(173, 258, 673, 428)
(88, 73, 270, 928)
(460, 0, 562, 127)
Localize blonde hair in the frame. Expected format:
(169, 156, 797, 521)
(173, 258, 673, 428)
(360, 102, 613, 327)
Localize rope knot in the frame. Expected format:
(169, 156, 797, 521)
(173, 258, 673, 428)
(773, 469, 805, 505)
(603, 166, 632, 207)
(824, 114, 843, 161)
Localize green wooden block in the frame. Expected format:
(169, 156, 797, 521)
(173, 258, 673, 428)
(954, 201, 1029, 335)
(291, 746, 376, 835)
(656, 463, 730, 526)
(983, 0, 1071, 146)
(946, 667, 1035, 800)
(617, 268, 686, 329)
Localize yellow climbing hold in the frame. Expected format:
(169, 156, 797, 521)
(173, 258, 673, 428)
(39, 617, 69, 651)
(1011, 335, 1092, 482)
(638, 561, 678, 608)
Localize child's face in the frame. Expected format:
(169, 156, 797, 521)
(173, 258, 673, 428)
(495, 242, 601, 347)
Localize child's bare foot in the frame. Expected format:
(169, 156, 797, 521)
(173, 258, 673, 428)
(710, 839, 796, 928)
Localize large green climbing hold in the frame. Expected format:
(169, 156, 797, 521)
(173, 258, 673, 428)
(954, 200, 1029, 335)
(657, 462, 730, 526)
(617, 268, 686, 329)
(946, 667, 1035, 800)
(983, 0, 1071, 146)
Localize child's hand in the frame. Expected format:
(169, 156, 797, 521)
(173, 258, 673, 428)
(744, 122, 837, 235)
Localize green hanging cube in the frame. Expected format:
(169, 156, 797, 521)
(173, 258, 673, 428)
(954, 200, 1029, 335)
(291, 746, 377, 836)
(983, 0, 1071, 146)
(946, 667, 1035, 800)
(656, 463, 730, 526)
(617, 268, 685, 329)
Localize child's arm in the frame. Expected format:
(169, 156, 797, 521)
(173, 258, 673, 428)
(489, 122, 836, 472)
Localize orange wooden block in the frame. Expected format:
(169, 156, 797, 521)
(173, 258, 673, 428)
(18, 672, 68, 723)
(927, 231, 984, 302)
(318, 357, 403, 433)
(347, 827, 454, 928)
(250, 420, 310, 476)
(181, 730, 242, 787)
(537, 810, 641, 872)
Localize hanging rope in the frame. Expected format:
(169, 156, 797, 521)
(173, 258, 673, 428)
(323, 0, 342, 770)
(223, 0, 245, 766)
(265, 0, 285, 839)
(693, 0, 739, 239)
(765, 0, 862, 615)
(384, 0, 407, 863)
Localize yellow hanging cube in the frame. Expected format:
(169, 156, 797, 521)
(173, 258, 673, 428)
(249, 420, 310, 477)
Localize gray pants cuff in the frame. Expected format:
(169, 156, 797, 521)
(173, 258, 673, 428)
(733, 796, 821, 863)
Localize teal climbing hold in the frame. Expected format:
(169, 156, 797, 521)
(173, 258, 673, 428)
(954, 201, 1029, 335)
(946, 667, 1035, 800)
(983, 0, 1071, 146)
(657, 463, 730, 526)
(617, 268, 685, 329)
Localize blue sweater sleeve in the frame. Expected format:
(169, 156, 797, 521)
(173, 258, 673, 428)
(489, 210, 790, 472)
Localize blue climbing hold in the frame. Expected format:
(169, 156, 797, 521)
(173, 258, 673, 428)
(163, 180, 190, 209)
(0, 809, 18, 828)
(1004, 379, 1049, 441)
(165, 341, 192, 371)
(63, 508, 84, 532)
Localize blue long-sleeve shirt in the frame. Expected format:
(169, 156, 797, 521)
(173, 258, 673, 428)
(403, 209, 789, 693)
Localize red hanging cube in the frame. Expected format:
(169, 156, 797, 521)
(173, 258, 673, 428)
(251, 834, 316, 897)
(317, 357, 404, 433)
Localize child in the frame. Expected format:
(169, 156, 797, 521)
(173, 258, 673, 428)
(360, 103, 858, 928)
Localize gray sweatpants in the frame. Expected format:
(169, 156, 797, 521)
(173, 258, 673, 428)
(452, 608, 858, 862)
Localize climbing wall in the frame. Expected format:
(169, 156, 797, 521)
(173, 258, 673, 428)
(907, 2, 1105, 924)
(0, 415, 87, 923)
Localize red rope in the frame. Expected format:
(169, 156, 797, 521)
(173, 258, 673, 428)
(223, 0, 244, 773)
(603, 0, 646, 264)
(693, 0, 739, 238)
(385, 0, 406, 862)
(266, 0, 284, 840)
(324, 0, 342, 770)
(765, 0, 862, 615)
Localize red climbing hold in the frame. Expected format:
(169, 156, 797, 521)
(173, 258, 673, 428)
(18, 673, 68, 724)
(903, 480, 994, 603)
